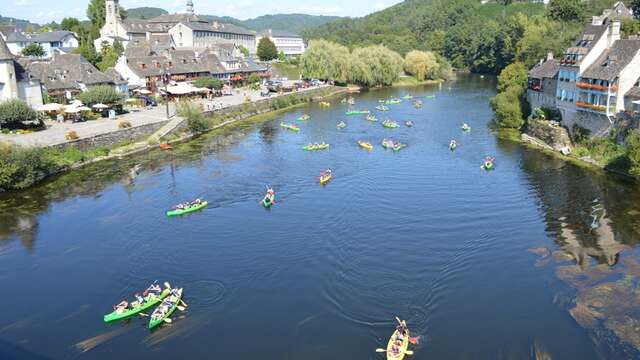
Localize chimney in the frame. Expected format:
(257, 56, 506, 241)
(592, 16, 603, 26)
(547, 52, 554, 61)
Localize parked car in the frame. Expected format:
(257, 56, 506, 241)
(138, 95, 157, 107)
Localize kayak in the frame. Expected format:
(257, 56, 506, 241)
(385, 99, 401, 105)
(462, 125, 471, 132)
(482, 161, 495, 171)
(383, 121, 400, 129)
(393, 143, 407, 152)
(262, 191, 275, 208)
(148, 288, 183, 330)
(103, 287, 170, 323)
(386, 327, 410, 360)
(376, 106, 390, 112)
(381, 139, 395, 149)
(450, 142, 458, 151)
(345, 110, 369, 116)
(319, 173, 332, 185)
(425, 95, 436, 99)
(366, 115, 378, 122)
(405, 121, 414, 127)
(358, 140, 373, 151)
(296, 114, 311, 121)
(337, 122, 347, 129)
(303, 143, 330, 151)
(166, 201, 208, 217)
(402, 95, 413, 100)
(414, 101, 423, 109)
(281, 123, 300, 132)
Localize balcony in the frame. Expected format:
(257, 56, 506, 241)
(576, 101, 609, 112)
(576, 82, 618, 92)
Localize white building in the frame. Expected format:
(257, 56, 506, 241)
(256, 29, 305, 57)
(5, 31, 78, 58)
(95, 0, 256, 54)
(0, 36, 43, 109)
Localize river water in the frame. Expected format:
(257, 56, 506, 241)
(1, 75, 640, 359)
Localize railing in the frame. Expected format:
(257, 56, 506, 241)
(576, 101, 608, 112)
(576, 82, 618, 92)
(560, 59, 577, 65)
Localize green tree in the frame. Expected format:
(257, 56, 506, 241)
(404, 50, 440, 81)
(0, 99, 38, 128)
(77, 85, 124, 106)
(238, 45, 250, 57)
(626, 129, 640, 175)
(87, 0, 106, 30)
(631, 0, 640, 20)
(97, 41, 123, 71)
(349, 45, 403, 87)
(74, 38, 102, 67)
(278, 51, 286, 62)
(622, 18, 640, 38)
(547, 0, 586, 22)
(257, 37, 278, 61)
(248, 73, 261, 84)
(193, 77, 223, 90)
(490, 87, 525, 129)
(300, 39, 350, 83)
(22, 43, 46, 57)
(496, 62, 528, 93)
(60, 17, 80, 31)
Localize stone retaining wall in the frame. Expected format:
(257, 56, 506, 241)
(51, 120, 169, 152)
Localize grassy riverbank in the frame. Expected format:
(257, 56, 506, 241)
(392, 76, 443, 87)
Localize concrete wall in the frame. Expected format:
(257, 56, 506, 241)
(52, 120, 168, 152)
(562, 109, 612, 136)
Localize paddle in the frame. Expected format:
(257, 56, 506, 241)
(177, 306, 186, 312)
(164, 282, 171, 289)
(180, 299, 188, 307)
(139, 313, 149, 317)
(163, 318, 172, 323)
(404, 350, 414, 355)
(375, 348, 387, 353)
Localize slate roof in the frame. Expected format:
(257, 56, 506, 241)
(0, 36, 14, 60)
(5, 31, 29, 42)
(582, 40, 640, 81)
(626, 86, 640, 99)
(0, 25, 18, 38)
(104, 68, 128, 85)
(31, 31, 75, 43)
(181, 21, 254, 36)
(24, 54, 114, 90)
(148, 13, 205, 24)
(529, 59, 559, 79)
(121, 19, 164, 34)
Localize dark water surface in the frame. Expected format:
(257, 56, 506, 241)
(2, 75, 640, 359)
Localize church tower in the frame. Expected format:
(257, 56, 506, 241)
(0, 36, 18, 103)
(186, 0, 194, 15)
(102, 0, 121, 37)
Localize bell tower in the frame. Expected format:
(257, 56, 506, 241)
(186, 0, 194, 15)
(103, 0, 121, 37)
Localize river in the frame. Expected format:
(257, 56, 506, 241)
(1, 75, 639, 359)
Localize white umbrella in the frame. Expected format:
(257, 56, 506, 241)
(37, 103, 63, 112)
(139, 89, 152, 95)
(93, 103, 109, 109)
(70, 99, 83, 106)
(64, 108, 82, 113)
(76, 106, 92, 111)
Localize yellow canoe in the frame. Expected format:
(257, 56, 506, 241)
(386, 328, 410, 360)
(319, 174, 332, 185)
(358, 140, 373, 151)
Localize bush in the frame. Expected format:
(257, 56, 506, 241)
(77, 86, 124, 107)
(177, 102, 209, 133)
(0, 146, 59, 190)
(497, 62, 528, 93)
(491, 86, 525, 129)
(626, 130, 640, 176)
(193, 77, 223, 90)
(0, 99, 38, 128)
(257, 37, 278, 61)
(404, 50, 440, 81)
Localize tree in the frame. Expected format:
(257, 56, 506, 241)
(300, 39, 350, 83)
(87, 0, 106, 30)
(0, 99, 38, 128)
(61, 17, 81, 31)
(97, 40, 124, 71)
(193, 77, 223, 90)
(490, 87, 525, 129)
(248, 73, 261, 84)
(349, 45, 403, 87)
(547, 0, 587, 23)
(22, 43, 46, 57)
(77, 85, 124, 106)
(626, 129, 640, 175)
(496, 62, 528, 93)
(278, 51, 286, 62)
(631, 0, 640, 20)
(404, 50, 440, 81)
(257, 37, 278, 61)
(238, 45, 250, 57)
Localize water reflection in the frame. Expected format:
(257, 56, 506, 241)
(518, 147, 640, 355)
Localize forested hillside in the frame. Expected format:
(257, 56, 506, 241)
(125, 7, 168, 19)
(303, 0, 621, 74)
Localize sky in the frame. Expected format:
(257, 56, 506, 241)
(4, 0, 404, 24)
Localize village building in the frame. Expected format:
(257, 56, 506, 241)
(0, 36, 44, 108)
(256, 29, 306, 57)
(95, 0, 255, 54)
(3, 30, 78, 58)
(526, 2, 640, 135)
(22, 53, 124, 102)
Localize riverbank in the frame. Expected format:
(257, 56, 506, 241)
(392, 76, 444, 87)
(0, 86, 346, 192)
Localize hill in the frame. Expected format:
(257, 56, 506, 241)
(125, 7, 168, 20)
(242, 14, 341, 34)
(0, 14, 39, 31)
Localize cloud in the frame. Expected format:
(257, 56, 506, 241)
(15, 0, 32, 6)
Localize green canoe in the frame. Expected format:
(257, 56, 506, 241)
(280, 123, 301, 132)
(149, 288, 183, 330)
(393, 144, 407, 152)
(383, 122, 400, 129)
(262, 194, 275, 208)
(303, 144, 330, 151)
(103, 288, 170, 323)
(166, 201, 208, 217)
(345, 110, 369, 116)
(385, 99, 401, 105)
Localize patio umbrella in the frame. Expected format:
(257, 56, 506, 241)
(76, 106, 92, 111)
(93, 103, 110, 109)
(37, 103, 63, 112)
(64, 107, 82, 113)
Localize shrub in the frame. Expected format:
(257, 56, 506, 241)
(65, 130, 79, 140)
(626, 130, 640, 176)
(497, 62, 528, 93)
(491, 86, 525, 129)
(193, 77, 223, 90)
(257, 37, 278, 61)
(118, 121, 132, 129)
(0, 146, 59, 190)
(0, 99, 38, 128)
(77, 86, 124, 107)
(404, 50, 440, 81)
(177, 102, 209, 133)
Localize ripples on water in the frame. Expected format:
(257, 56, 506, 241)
(1, 75, 640, 359)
